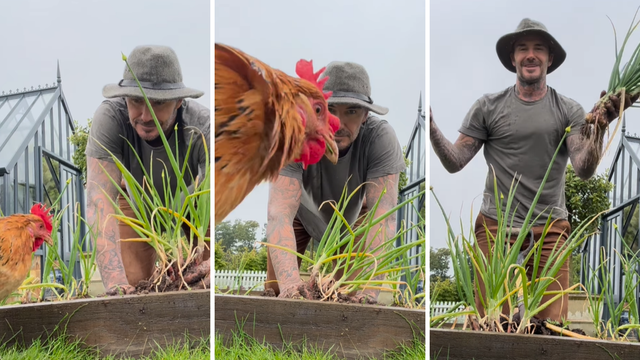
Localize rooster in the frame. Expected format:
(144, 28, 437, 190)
(0, 203, 54, 301)
(214, 43, 340, 224)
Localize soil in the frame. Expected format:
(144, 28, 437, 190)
(260, 279, 377, 305)
(509, 312, 587, 337)
(132, 261, 210, 295)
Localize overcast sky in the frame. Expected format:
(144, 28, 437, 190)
(215, 0, 426, 231)
(0, 0, 209, 128)
(430, 0, 640, 250)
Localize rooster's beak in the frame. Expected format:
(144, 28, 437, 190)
(44, 234, 53, 247)
(323, 134, 339, 164)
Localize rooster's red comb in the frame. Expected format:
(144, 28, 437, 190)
(31, 203, 53, 233)
(295, 59, 332, 100)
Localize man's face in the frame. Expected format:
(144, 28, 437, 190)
(125, 98, 183, 141)
(510, 35, 554, 84)
(328, 104, 368, 151)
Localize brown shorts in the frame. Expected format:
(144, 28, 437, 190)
(473, 212, 571, 323)
(118, 192, 210, 286)
(265, 202, 369, 296)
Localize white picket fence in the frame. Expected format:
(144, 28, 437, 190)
(430, 301, 466, 323)
(215, 270, 267, 291)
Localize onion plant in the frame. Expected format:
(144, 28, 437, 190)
(584, 7, 640, 156)
(92, 53, 211, 290)
(263, 182, 425, 304)
(432, 127, 593, 333)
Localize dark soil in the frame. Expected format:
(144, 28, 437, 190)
(510, 312, 587, 336)
(260, 279, 377, 305)
(133, 261, 209, 294)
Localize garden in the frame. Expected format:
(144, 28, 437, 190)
(0, 54, 210, 359)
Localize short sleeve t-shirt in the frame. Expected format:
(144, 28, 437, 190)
(85, 98, 210, 203)
(279, 116, 407, 242)
(459, 85, 585, 227)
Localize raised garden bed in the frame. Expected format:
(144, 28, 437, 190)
(431, 328, 640, 360)
(0, 289, 210, 358)
(215, 293, 425, 360)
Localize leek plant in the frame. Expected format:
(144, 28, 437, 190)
(262, 182, 425, 304)
(93, 53, 211, 291)
(432, 127, 594, 333)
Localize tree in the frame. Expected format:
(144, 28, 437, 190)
(430, 247, 451, 282)
(69, 119, 91, 186)
(214, 219, 260, 253)
(564, 164, 614, 285)
(565, 164, 613, 235)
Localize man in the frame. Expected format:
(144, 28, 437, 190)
(85, 45, 211, 295)
(265, 61, 406, 302)
(431, 18, 637, 323)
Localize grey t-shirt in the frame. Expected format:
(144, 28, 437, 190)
(85, 98, 210, 203)
(459, 85, 585, 227)
(280, 116, 407, 242)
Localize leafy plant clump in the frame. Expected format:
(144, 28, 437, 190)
(262, 181, 425, 307)
(431, 127, 598, 335)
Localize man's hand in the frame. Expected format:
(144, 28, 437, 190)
(348, 290, 378, 305)
(601, 90, 639, 124)
(105, 284, 136, 296)
(278, 280, 314, 300)
(183, 258, 210, 285)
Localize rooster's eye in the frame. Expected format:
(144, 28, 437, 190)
(315, 105, 322, 115)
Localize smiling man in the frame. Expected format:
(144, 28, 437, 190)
(430, 19, 637, 323)
(265, 61, 406, 302)
(85, 45, 210, 296)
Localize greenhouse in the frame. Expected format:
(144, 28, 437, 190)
(583, 115, 640, 324)
(0, 63, 86, 282)
(396, 94, 426, 272)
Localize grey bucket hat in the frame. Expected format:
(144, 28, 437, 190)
(320, 61, 388, 115)
(103, 45, 204, 101)
(496, 18, 566, 74)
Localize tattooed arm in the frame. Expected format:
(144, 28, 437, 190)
(86, 157, 134, 295)
(266, 175, 306, 298)
(354, 173, 401, 302)
(430, 109, 484, 173)
(566, 134, 604, 181)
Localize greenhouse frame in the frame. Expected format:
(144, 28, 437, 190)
(0, 63, 87, 284)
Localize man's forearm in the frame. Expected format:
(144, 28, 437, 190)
(567, 130, 605, 180)
(359, 174, 400, 294)
(87, 196, 128, 289)
(266, 221, 302, 287)
(266, 176, 303, 291)
(86, 158, 129, 290)
(430, 120, 481, 173)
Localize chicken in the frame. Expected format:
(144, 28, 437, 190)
(214, 43, 340, 224)
(0, 203, 53, 301)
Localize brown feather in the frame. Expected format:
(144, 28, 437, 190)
(0, 214, 44, 301)
(215, 44, 314, 224)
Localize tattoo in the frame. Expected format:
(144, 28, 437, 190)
(567, 132, 604, 180)
(515, 78, 547, 101)
(86, 157, 129, 289)
(266, 175, 302, 289)
(430, 122, 483, 173)
(344, 173, 401, 292)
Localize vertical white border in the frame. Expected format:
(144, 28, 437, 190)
(210, 0, 216, 352)
(425, 0, 431, 357)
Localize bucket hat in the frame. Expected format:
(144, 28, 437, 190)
(320, 61, 388, 115)
(103, 45, 204, 100)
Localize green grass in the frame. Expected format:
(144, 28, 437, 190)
(214, 327, 425, 360)
(0, 333, 209, 360)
